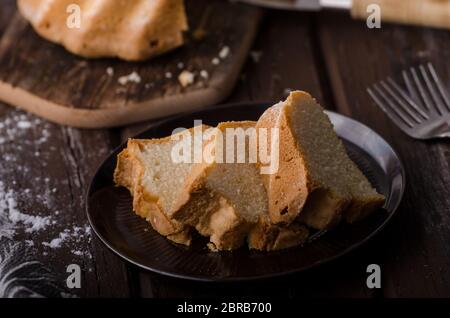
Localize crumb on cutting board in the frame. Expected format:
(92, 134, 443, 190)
(106, 67, 114, 76)
(118, 71, 141, 85)
(250, 50, 262, 63)
(219, 46, 230, 59)
(200, 70, 209, 80)
(178, 70, 195, 87)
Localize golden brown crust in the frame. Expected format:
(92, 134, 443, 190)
(172, 121, 265, 251)
(113, 92, 385, 251)
(287, 91, 384, 226)
(114, 139, 191, 245)
(256, 103, 310, 225)
(114, 149, 134, 191)
(167, 228, 192, 245)
(172, 157, 251, 250)
(114, 125, 213, 246)
(284, 92, 346, 229)
(255, 91, 383, 232)
(18, 0, 188, 61)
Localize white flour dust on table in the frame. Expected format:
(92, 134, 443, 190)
(0, 110, 95, 297)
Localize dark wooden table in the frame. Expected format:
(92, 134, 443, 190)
(1, 9, 449, 298)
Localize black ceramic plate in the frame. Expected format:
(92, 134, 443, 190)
(86, 102, 405, 282)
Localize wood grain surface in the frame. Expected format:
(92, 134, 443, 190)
(0, 5, 449, 298)
(0, 0, 262, 128)
(319, 12, 450, 297)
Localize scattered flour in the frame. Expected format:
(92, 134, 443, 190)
(0, 185, 94, 258)
(0, 181, 52, 238)
(42, 231, 70, 249)
(17, 121, 32, 129)
(0, 111, 92, 260)
(0, 112, 50, 146)
(71, 250, 84, 256)
(42, 225, 92, 258)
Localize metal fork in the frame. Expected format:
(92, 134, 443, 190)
(368, 63, 450, 139)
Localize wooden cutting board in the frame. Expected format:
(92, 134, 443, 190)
(0, 0, 262, 128)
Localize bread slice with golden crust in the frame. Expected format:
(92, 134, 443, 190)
(114, 91, 384, 251)
(18, 0, 188, 61)
(172, 121, 269, 250)
(114, 125, 213, 245)
(256, 91, 385, 230)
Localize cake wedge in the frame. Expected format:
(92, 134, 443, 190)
(114, 125, 213, 245)
(256, 91, 385, 230)
(172, 121, 269, 250)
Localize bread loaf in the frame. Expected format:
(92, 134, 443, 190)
(18, 0, 188, 61)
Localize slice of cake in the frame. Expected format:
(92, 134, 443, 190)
(256, 91, 385, 230)
(114, 125, 213, 245)
(18, 0, 188, 61)
(172, 121, 269, 250)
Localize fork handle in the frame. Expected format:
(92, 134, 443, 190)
(351, 0, 450, 29)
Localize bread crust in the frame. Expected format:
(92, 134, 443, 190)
(173, 185, 251, 250)
(256, 103, 310, 225)
(256, 95, 347, 230)
(113, 92, 384, 251)
(18, 0, 188, 61)
(114, 139, 191, 245)
(172, 121, 266, 250)
(255, 91, 384, 232)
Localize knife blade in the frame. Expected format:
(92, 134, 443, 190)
(235, 0, 352, 11)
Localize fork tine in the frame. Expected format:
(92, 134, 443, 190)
(369, 66, 450, 140)
(368, 85, 414, 129)
(402, 70, 426, 111)
(387, 77, 429, 120)
(380, 80, 423, 123)
(410, 67, 433, 112)
(427, 63, 450, 112)
(419, 64, 447, 115)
